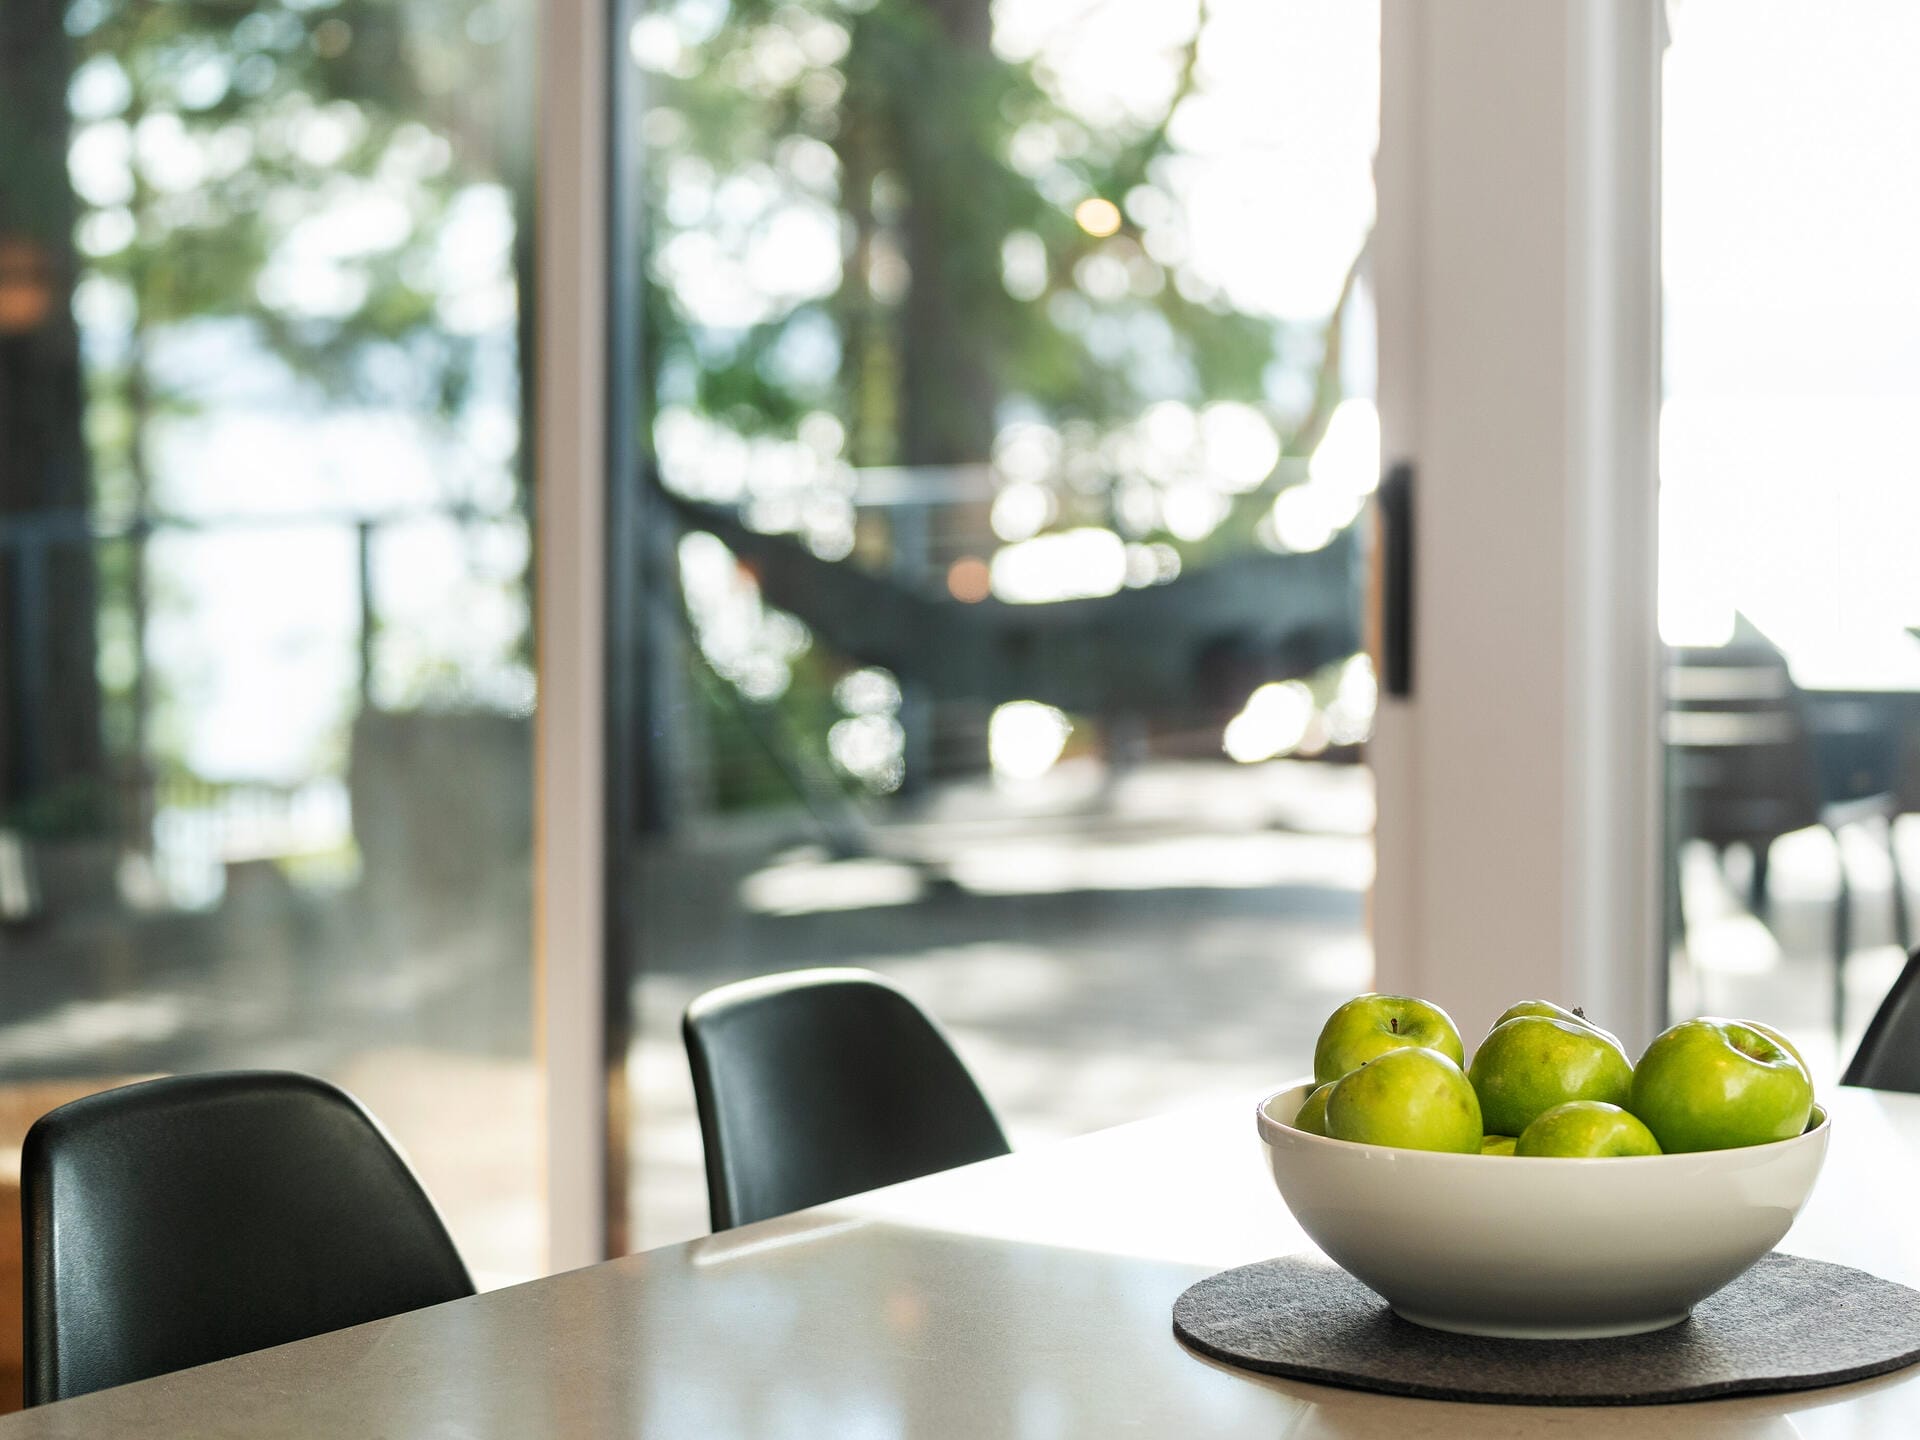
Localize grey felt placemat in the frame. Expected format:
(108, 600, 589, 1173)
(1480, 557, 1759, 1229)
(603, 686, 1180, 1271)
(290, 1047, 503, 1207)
(1173, 1252, 1920, 1406)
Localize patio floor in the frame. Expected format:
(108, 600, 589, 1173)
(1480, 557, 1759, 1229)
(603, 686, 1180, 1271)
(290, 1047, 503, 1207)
(626, 769, 1917, 1252)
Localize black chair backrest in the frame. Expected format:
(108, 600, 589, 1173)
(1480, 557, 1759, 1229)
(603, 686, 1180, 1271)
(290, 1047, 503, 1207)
(1665, 627, 1824, 847)
(684, 968, 1011, 1231)
(23, 1071, 474, 1405)
(1843, 949, 1920, 1092)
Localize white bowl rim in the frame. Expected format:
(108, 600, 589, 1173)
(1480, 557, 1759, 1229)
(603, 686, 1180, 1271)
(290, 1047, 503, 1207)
(1257, 1079, 1831, 1165)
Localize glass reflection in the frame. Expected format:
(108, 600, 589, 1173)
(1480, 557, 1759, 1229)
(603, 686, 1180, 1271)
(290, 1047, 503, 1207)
(0, 0, 543, 1349)
(1662, 0, 1920, 1082)
(625, 0, 1381, 1247)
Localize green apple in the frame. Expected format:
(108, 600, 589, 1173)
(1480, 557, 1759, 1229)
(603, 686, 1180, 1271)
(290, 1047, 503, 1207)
(1629, 1017, 1813, 1153)
(1493, 999, 1622, 1050)
(1291, 1081, 1336, 1136)
(1325, 1046, 1482, 1153)
(1480, 1134, 1517, 1156)
(1746, 1020, 1808, 1074)
(1313, 994, 1466, 1085)
(1515, 1101, 1661, 1158)
(1466, 1015, 1634, 1138)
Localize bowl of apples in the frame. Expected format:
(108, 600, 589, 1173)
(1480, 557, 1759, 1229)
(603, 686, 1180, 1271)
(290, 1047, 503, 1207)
(1257, 996, 1829, 1339)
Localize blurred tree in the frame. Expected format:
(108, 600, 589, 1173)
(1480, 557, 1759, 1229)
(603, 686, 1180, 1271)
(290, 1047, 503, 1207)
(640, 0, 1367, 801)
(646, 0, 1304, 481)
(4, 0, 1364, 825)
(0, 0, 104, 831)
(0, 0, 536, 833)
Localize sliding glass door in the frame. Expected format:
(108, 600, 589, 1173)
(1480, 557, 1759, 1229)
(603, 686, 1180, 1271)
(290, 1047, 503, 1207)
(0, 0, 544, 1308)
(613, 0, 1384, 1248)
(1661, 0, 1920, 1078)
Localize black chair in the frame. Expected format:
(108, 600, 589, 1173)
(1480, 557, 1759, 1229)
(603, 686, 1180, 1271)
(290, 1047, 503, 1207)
(1842, 948, 1920, 1092)
(23, 1071, 474, 1405)
(684, 968, 1011, 1231)
(1667, 622, 1911, 1040)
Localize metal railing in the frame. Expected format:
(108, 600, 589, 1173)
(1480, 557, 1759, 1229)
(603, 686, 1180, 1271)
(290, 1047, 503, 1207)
(1, 502, 518, 859)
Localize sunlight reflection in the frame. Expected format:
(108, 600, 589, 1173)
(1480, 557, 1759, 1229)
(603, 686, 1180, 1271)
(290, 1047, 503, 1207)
(1223, 681, 1314, 764)
(989, 527, 1128, 604)
(949, 830, 1373, 896)
(1307, 397, 1380, 498)
(739, 858, 924, 917)
(1664, 2, 1920, 683)
(1262, 483, 1356, 555)
(989, 701, 1073, 782)
(826, 1093, 1303, 1271)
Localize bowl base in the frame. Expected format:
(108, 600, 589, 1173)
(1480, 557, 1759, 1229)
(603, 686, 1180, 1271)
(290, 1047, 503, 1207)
(1390, 1306, 1692, 1341)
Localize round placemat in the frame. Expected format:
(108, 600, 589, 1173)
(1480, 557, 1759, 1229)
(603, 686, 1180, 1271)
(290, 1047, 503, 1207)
(1173, 1252, 1920, 1406)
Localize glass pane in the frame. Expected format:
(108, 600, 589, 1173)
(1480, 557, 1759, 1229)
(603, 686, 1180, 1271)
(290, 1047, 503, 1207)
(620, 0, 1380, 1246)
(0, 0, 542, 1346)
(1662, 0, 1920, 1080)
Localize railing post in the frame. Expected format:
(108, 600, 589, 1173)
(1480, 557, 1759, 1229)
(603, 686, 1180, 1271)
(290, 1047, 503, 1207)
(356, 519, 375, 709)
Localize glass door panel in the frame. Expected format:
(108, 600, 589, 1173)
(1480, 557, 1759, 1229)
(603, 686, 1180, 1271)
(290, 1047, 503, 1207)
(1662, 0, 1920, 1079)
(619, 0, 1381, 1247)
(0, 0, 543, 1338)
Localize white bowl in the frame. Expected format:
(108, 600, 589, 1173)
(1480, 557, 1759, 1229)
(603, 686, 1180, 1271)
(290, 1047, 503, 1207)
(1256, 1081, 1830, 1339)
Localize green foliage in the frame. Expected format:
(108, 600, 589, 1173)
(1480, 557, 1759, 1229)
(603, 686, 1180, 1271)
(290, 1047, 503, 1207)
(638, 0, 1369, 808)
(0, 777, 117, 840)
(645, 0, 1293, 455)
(62, 0, 529, 411)
(3, 0, 544, 799)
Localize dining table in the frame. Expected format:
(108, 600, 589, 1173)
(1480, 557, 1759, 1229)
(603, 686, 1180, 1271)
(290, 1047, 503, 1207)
(4, 1083, 1919, 1438)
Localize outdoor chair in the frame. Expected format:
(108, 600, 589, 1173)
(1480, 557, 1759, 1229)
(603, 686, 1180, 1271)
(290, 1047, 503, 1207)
(1842, 949, 1920, 1093)
(684, 968, 1010, 1231)
(1667, 624, 1911, 1039)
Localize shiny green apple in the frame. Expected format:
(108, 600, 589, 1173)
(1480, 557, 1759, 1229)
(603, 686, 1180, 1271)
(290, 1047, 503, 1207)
(1291, 1081, 1336, 1136)
(1325, 1046, 1483, 1153)
(1466, 1015, 1634, 1138)
(1480, 1134, 1517, 1156)
(1746, 1019, 1807, 1074)
(1629, 1017, 1813, 1153)
(1493, 999, 1622, 1051)
(1515, 1101, 1661, 1157)
(1313, 994, 1466, 1085)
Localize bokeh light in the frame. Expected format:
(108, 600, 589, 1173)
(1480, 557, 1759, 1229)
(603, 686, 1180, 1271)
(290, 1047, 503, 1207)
(947, 556, 992, 603)
(1073, 197, 1123, 237)
(989, 700, 1073, 781)
(990, 528, 1128, 605)
(834, 667, 902, 716)
(990, 482, 1054, 542)
(1263, 483, 1355, 554)
(1223, 680, 1315, 764)
(1308, 397, 1380, 499)
(1324, 653, 1378, 745)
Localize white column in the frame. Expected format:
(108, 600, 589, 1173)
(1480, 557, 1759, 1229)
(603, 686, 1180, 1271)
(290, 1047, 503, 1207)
(535, 0, 610, 1272)
(1371, 0, 1665, 1051)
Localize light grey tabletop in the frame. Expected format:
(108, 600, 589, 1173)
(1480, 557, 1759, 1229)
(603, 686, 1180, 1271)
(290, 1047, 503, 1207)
(6, 1085, 1920, 1439)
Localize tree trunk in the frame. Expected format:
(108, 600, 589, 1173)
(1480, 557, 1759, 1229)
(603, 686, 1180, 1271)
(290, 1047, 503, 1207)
(896, 0, 998, 471)
(891, 0, 998, 786)
(0, 0, 104, 828)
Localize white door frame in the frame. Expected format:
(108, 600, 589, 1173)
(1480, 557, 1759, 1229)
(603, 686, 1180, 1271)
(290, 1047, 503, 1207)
(1371, 0, 1666, 1051)
(535, 0, 612, 1273)
(532, 0, 1672, 1263)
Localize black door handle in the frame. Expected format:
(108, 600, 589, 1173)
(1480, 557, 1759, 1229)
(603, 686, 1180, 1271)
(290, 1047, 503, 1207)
(1379, 462, 1414, 698)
